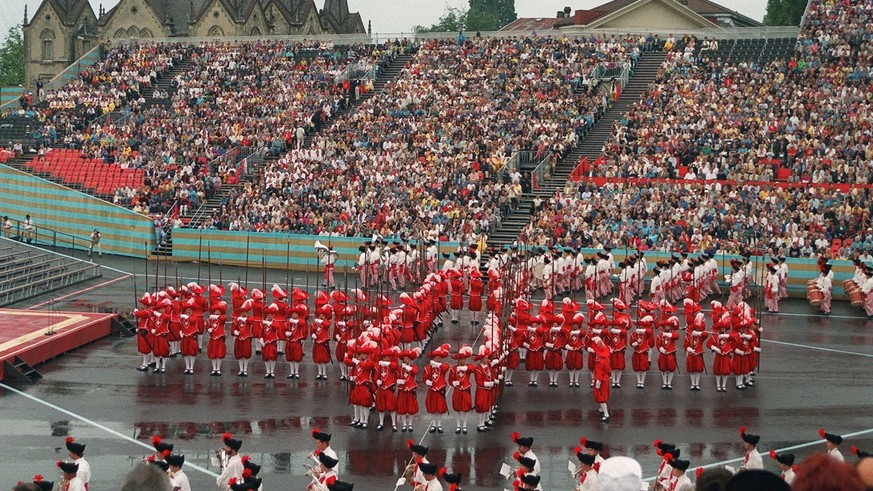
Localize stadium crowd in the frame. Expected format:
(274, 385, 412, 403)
(203, 35, 642, 238)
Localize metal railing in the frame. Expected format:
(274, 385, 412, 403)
(531, 152, 555, 191)
(2, 218, 95, 257)
(495, 151, 521, 182)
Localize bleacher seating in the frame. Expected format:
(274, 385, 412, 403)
(23, 149, 145, 196)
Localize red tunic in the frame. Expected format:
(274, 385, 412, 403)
(333, 320, 350, 362)
(564, 330, 585, 370)
(135, 308, 154, 354)
(152, 310, 171, 357)
(232, 316, 252, 360)
(347, 357, 375, 407)
(473, 362, 497, 413)
(374, 361, 398, 412)
(592, 349, 611, 403)
(524, 327, 545, 371)
(656, 330, 679, 372)
(630, 328, 653, 372)
(180, 315, 199, 357)
(468, 278, 484, 312)
(684, 330, 708, 373)
(448, 364, 474, 412)
(396, 363, 419, 415)
(607, 327, 627, 371)
(449, 278, 466, 311)
(206, 314, 227, 359)
(544, 329, 565, 371)
(708, 334, 734, 375)
(261, 323, 279, 361)
(285, 319, 307, 362)
(310, 320, 332, 364)
(423, 361, 449, 414)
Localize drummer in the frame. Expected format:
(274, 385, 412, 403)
(816, 264, 833, 315)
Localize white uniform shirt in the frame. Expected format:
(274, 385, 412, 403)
(827, 447, 845, 462)
(217, 454, 244, 490)
(422, 478, 444, 491)
(73, 457, 91, 485)
(781, 467, 796, 485)
(413, 457, 429, 485)
(742, 448, 763, 470)
(65, 476, 86, 491)
(171, 469, 192, 491)
(669, 473, 692, 490)
(578, 468, 598, 491)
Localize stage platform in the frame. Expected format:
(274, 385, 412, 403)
(0, 309, 115, 380)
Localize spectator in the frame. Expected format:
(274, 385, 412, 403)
(120, 463, 172, 491)
(793, 453, 866, 491)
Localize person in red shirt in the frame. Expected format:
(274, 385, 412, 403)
(424, 344, 451, 433)
(684, 310, 709, 391)
(152, 298, 173, 373)
(134, 293, 155, 371)
(473, 346, 497, 432)
(448, 345, 474, 434)
(657, 316, 680, 390)
(285, 304, 308, 379)
(591, 336, 612, 423)
(523, 316, 545, 387)
(179, 301, 199, 374)
(261, 304, 280, 378)
(564, 315, 586, 388)
(708, 319, 734, 392)
(449, 270, 466, 324)
(206, 302, 228, 376)
(346, 341, 376, 429)
(311, 305, 333, 380)
(609, 299, 631, 388)
(396, 348, 421, 433)
(250, 288, 266, 355)
(631, 316, 654, 389)
(544, 320, 565, 387)
(468, 270, 484, 326)
(232, 299, 253, 377)
(374, 346, 399, 432)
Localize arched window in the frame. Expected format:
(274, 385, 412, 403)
(250, 26, 261, 36)
(40, 29, 55, 61)
(114, 28, 127, 38)
(208, 25, 225, 37)
(127, 26, 139, 39)
(139, 28, 153, 38)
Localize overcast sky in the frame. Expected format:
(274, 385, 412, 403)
(2, 0, 768, 42)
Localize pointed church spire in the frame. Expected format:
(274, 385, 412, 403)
(23, 4, 28, 25)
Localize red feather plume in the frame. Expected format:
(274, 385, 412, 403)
(769, 450, 777, 459)
(818, 428, 826, 438)
(152, 435, 161, 445)
(228, 478, 237, 486)
(65, 437, 74, 444)
(657, 448, 663, 456)
(792, 464, 798, 472)
(33, 474, 44, 482)
(574, 445, 583, 454)
(162, 449, 171, 458)
(146, 455, 156, 463)
(439, 467, 447, 478)
(450, 485, 458, 491)
(695, 467, 704, 479)
(852, 446, 859, 455)
(406, 439, 415, 449)
(242, 468, 252, 478)
(241, 455, 250, 463)
(653, 439, 663, 448)
(511, 431, 520, 443)
(223, 432, 233, 441)
(56, 460, 62, 468)
(416, 457, 423, 464)
(739, 426, 747, 436)
(325, 476, 337, 486)
(311, 428, 320, 438)
(516, 468, 525, 478)
(579, 437, 588, 446)
(513, 450, 520, 461)
(665, 453, 675, 463)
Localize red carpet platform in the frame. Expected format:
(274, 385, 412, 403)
(0, 309, 115, 380)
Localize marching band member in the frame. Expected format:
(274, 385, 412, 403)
(260, 304, 280, 378)
(135, 293, 156, 371)
(591, 335, 612, 422)
(518, 473, 541, 491)
(251, 288, 266, 355)
(63, 437, 90, 489)
(656, 316, 680, 390)
(667, 459, 692, 490)
(727, 260, 745, 307)
(650, 266, 664, 304)
(426, 240, 439, 274)
(229, 282, 248, 317)
(652, 442, 678, 491)
(308, 453, 339, 490)
(564, 314, 586, 388)
(584, 257, 597, 302)
(468, 270, 484, 326)
(311, 428, 338, 462)
(406, 441, 430, 488)
(609, 299, 630, 388)
(448, 345, 474, 434)
(448, 270, 465, 324)
(207, 301, 228, 376)
(424, 344, 451, 433)
(357, 245, 369, 287)
(473, 346, 497, 432)
(216, 433, 244, 491)
(417, 462, 443, 491)
(684, 308, 708, 391)
(777, 256, 789, 299)
(708, 317, 734, 392)
(347, 340, 376, 429)
(631, 316, 654, 389)
(765, 264, 780, 313)
(580, 437, 606, 465)
(738, 426, 763, 471)
(575, 450, 598, 491)
(544, 317, 565, 387)
(374, 346, 400, 431)
(232, 299, 254, 377)
(57, 461, 84, 491)
(187, 283, 208, 351)
(397, 348, 421, 432)
(166, 454, 191, 491)
(179, 301, 199, 374)
(440, 468, 463, 491)
(819, 428, 845, 462)
(511, 433, 541, 476)
(285, 305, 308, 379)
(523, 315, 545, 387)
(769, 451, 796, 485)
(242, 457, 263, 491)
(271, 285, 290, 356)
(817, 263, 834, 315)
(311, 305, 333, 380)
(322, 245, 337, 290)
(152, 299, 172, 373)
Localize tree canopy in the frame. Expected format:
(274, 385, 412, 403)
(763, 0, 807, 26)
(414, 0, 516, 33)
(0, 24, 24, 87)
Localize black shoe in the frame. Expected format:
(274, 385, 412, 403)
(462, 428, 468, 434)
(137, 365, 148, 371)
(600, 416, 610, 423)
(455, 427, 461, 434)
(505, 381, 513, 387)
(376, 425, 384, 431)
(437, 426, 444, 433)
(429, 426, 436, 433)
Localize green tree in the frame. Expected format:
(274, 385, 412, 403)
(464, 7, 500, 32)
(763, 0, 807, 26)
(469, 0, 517, 29)
(414, 7, 467, 33)
(0, 24, 24, 87)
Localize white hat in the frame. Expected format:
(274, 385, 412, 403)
(598, 456, 643, 491)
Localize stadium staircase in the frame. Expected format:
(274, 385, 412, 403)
(485, 51, 669, 252)
(0, 236, 102, 307)
(158, 52, 417, 256)
(142, 58, 192, 109)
